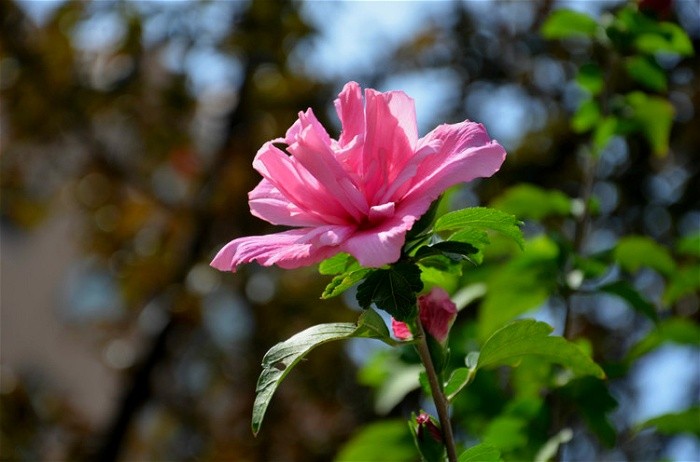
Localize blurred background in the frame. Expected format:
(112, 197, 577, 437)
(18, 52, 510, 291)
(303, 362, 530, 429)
(1, 0, 698, 461)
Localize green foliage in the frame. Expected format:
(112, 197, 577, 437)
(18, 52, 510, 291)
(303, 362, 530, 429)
(599, 281, 658, 322)
(491, 184, 573, 220)
(677, 232, 700, 257)
(558, 377, 618, 447)
(458, 443, 502, 462)
(252, 309, 393, 435)
(572, 99, 602, 134)
(334, 420, 417, 462)
(625, 56, 667, 92)
(638, 407, 700, 437)
(477, 320, 606, 379)
(627, 318, 700, 362)
(576, 63, 604, 95)
(540, 9, 598, 39)
(358, 350, 423, 415)
(356, 262, 424, 322)
(434, 207, 524, 250)
(625, 92, 675, 157)
(477, 236, 559, 340)
(614, 235, 676, 276)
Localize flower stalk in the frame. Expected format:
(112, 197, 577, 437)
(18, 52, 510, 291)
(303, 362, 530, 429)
(414, 319, 458, 462)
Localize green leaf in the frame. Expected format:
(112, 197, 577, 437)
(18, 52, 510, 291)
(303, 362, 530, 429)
(478, 319, 606, 379)
(677, 232, 700, 257)
(358, 350, 423, 414)
(321, 268, 371, 299)
(334, 420, 417, 462)
(478, 236, 559, 340)
(458, 443, 502, 462)
(444, 367, 475, 402)
(625, 56, 667, 92)
(576, 63, 604, 95)
(635, 22, 694, 56)
(614, 235, 675, 276)
(541, 9, 598, 39)
(572, 98, 601, 133)
(491, 184, 573, 220)
(638, 407, 700, 437)
(415, 241, 479, 262)
(319, 252, 358, 275)
(626, 92, 675, 157)
(356, 262, 423, 321)
(252, 309, 392, 435)
(599, 281, 658, 322)
(664, 265, 700, 304)
(435, 207, 524, 250)
(592, 116, 619, 154)
(482, 416, 528, 452)
(627, 318, 700, 361)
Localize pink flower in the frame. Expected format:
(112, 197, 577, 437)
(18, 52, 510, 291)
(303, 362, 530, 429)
(391, 287, 458, 343)
(211, 81, 506, 272)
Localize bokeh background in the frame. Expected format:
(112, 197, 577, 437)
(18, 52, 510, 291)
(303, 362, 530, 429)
(1, 0, 698, 461)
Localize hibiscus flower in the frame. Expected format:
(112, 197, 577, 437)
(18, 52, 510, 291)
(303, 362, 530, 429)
(211, 81, 506, 272)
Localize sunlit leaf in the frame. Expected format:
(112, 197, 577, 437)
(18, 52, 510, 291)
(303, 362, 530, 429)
(541, 9, 598, 39)
(321, 268, 371, 299)
(435, 207, 524, 249)
(482, 416, 528, 452)
(478, 319, 606, 378)
(592, 116, 619, 154)
(677, 232, 700, 257)
(356, 262, 423, 321)
(319, 252, 358, 275)
(534, 428, 573, 462)
(252, 309, 393, 435)
(334, 420, 417, 462)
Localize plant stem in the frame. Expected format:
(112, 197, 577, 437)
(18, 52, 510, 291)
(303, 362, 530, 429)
(415, 321, 458, 462)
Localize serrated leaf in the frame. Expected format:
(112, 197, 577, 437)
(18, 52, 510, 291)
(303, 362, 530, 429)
(458, 443, 502, 462)
(321, 268, 371, 299)
(478, 319, 606, 378)
(491, 184, 573, 220)
(252, 309, 392, 435)
(614, 235, 675, 276)
(600, 281, 658, 322)
(541, 9, 598, 39)
(435, 207, 524, 250)
(638, 407, 700, 437)
(356, 262, 423, 321)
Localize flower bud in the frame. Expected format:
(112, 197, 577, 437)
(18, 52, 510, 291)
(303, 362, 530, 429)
(418, 287, 457, 344)
(391, 318, 413, 340)
(412, 412, 445, 462)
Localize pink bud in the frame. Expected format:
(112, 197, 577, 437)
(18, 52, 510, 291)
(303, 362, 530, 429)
(391, 318, 413, 340)
(416, 412, 443, 443)
(418, 287, 457, 343)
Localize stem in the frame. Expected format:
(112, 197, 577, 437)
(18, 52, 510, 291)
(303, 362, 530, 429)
(415, 321, 458, 462)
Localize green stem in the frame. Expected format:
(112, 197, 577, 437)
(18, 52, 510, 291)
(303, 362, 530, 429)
(415, 321, 458, 462)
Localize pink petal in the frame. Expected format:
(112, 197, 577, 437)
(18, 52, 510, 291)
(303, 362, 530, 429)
(391, 318, 413, 340)
(362, 89, 418, 203)
(210, 226, 353, 272)
(340, 213, 416, 267)
(403, 122, 506, 205)
(418, 287, 457, 343)
(334, 81, 365, 148)
(249, 180, 328, 227)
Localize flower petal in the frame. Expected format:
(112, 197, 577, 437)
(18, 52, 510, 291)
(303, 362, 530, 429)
(335, 81, 365, 147)
(248, 179, 328, 227)
(210, 226, 353, 272)
(362, 89, 418, 204)
(404, 122, 506, 204)
(340, 214, 416, 267)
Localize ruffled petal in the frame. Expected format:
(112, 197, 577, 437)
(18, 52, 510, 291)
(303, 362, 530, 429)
(334, 81, 365, 147)
(403, 122, 506, 204)
(210, 226, 353, 272)
(362, 89, 418, 204)
(248, 180, 328, 227)
(340, 213, 417, 267)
